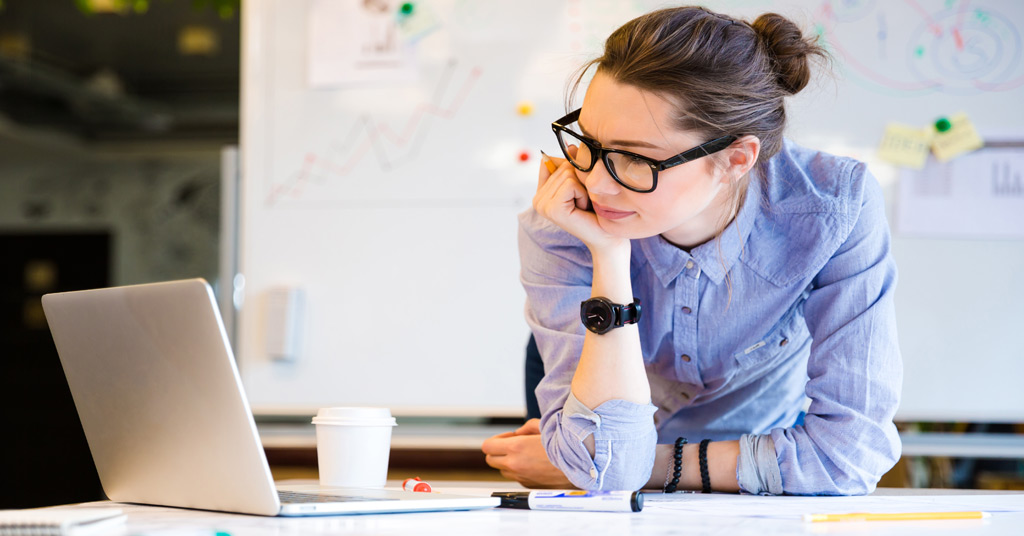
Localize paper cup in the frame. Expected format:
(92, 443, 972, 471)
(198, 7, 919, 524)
(312, 407, 396, 488)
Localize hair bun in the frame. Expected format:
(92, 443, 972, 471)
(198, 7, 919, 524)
(751, 13, 824, 95)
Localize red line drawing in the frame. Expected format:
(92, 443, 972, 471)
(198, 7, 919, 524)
(267, 63, 483, 205)
(905, 0, 944, 37)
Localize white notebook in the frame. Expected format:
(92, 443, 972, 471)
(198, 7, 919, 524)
(0, 508, 124, 536)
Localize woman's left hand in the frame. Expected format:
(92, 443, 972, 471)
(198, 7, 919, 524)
(481, 419, 575, 489)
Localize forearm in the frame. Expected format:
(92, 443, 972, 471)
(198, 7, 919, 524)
(570, 243, 650, 409)
(644, 440, 741, 492)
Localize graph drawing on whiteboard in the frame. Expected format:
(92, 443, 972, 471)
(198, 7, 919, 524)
(267, 61, 484, 207)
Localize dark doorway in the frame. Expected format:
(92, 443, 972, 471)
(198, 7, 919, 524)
(0, 232, 110, 508)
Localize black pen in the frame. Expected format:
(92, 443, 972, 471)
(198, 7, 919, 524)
(491, 490, 643, 512)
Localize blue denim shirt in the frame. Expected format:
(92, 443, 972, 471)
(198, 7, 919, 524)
(520, 140, 902, 495)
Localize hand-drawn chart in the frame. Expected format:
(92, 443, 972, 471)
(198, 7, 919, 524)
(266, 62, 483, 206)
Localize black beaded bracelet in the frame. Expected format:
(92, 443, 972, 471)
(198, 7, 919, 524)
(698, 439, 711, 493)
(663, 437, 686, 493)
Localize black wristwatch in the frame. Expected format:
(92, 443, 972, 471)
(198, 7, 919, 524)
(580, 297, 642, 335)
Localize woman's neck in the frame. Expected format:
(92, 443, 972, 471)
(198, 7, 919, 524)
(660, 180, 747, 251)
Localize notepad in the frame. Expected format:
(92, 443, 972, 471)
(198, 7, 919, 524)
(0, 508, 124, 536)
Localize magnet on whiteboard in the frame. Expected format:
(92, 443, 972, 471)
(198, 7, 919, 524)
(265, 286, 304, 361)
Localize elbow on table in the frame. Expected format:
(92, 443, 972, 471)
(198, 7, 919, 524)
(813, 438, 902, 496)
(779, 420, 902, 495)
(545, 432, 657, 492)
(563, 459, 655, 492)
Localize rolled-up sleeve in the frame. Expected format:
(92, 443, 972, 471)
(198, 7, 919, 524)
(767, 167, 903, 495)
(519, 209, 658, 491)
(544, 392, 658, 490)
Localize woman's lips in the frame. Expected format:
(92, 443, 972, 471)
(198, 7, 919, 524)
(592, 201, 635, 220)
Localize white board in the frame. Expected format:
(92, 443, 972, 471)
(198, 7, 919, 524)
(240, 0, 1024, 419)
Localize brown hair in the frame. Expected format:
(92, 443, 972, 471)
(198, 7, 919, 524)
(568, 6, 829, 170)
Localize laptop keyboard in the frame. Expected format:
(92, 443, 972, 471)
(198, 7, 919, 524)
(277, 490, 393, 504)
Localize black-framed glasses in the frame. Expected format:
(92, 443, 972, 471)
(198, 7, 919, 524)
(551, 109, 737, 193)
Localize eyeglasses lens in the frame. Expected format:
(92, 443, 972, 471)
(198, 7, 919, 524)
(555, 128, 654, 191)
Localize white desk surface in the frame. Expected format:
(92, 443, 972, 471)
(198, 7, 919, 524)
(50, 481, 1024, 536)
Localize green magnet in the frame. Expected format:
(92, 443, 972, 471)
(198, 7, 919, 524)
(400, 2, 414, 15)
(935, 117, 952, 132)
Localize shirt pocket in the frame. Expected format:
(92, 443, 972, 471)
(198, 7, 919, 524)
(733, 308, 806, 369)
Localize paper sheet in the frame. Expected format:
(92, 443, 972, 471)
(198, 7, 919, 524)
(896, 143, 1024, 238)
(645, 492, 1024, 518)
(308, 0, 416, 88)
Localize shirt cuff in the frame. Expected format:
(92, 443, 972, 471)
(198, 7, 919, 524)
(557, 392, 658, 490)
(736, 433, 784, 495)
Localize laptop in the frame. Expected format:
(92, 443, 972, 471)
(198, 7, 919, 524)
(41, 278, 500, 516)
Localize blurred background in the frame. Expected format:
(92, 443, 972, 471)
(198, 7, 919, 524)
(1, 0, 235, 508)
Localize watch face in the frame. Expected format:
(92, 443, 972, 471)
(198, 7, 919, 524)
(582, 299, 614, 334)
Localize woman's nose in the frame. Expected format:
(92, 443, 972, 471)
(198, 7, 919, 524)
(583, 157, 623, 196)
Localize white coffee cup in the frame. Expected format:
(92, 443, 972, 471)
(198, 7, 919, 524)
(312, 407, 397, 488)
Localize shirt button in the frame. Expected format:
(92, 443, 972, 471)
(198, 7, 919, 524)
(780, 338, 789, 347)
(685, 260, 694, 269)
(589, 467, 598, 479)
(681, 306, 692, 314)
(680, 354, 692, 362)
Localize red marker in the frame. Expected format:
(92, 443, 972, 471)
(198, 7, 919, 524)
(402, 477, 432, 492)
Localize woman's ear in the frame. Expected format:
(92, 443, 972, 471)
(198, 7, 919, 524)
(721, 135, 760, 183)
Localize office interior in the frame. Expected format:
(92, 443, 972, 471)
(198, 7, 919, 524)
(1, 0, 1022, 511)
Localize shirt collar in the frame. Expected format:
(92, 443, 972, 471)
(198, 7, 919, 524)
(637, 177, 762, 287)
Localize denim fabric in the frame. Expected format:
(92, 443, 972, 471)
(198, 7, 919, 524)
(519, 140, 902, 494)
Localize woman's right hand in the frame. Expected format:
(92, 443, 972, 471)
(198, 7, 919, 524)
(481, 419, 575, 489)
(534, 147, 626, 253)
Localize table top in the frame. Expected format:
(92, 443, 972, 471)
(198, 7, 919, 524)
(47, 482, 1024, 536)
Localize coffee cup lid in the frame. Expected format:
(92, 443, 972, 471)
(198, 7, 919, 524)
(312, 407, 397, 426)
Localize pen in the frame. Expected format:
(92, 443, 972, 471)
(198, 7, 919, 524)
(539, 150, 558, 174)
(491, 490, 643, 512)
(803, 511, 990, 523)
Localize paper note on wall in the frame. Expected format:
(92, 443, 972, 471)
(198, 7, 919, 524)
(932, 113, 985, 162)
(878, 124, 933, 169)
(308, 0, 416, 88)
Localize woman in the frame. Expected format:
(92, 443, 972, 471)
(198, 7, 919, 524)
(482, 6, 901, 496)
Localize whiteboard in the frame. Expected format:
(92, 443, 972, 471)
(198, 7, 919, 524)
(239, 0, 1024, 420)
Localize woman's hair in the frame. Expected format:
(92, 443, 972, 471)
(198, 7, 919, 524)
(568, 6, 829, 169)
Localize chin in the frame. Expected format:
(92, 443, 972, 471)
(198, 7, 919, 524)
(598, 218, 656, 241)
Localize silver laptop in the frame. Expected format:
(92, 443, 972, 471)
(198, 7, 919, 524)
(41, 279, 500, 516)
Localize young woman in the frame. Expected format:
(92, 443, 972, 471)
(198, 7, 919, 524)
(482, 6, 901, 495)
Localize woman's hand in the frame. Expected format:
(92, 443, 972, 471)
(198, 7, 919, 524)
(481, 419, 575, 489)
(534, 148, 626, 253)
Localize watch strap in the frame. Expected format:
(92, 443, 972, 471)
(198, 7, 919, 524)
(613, 298, 642, 326)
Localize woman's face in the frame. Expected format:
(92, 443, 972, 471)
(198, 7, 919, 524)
(574, 71, 739, 248)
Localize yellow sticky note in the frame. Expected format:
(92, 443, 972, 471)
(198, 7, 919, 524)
(878, 124, 933, 169)
(932, 113, 984, 162)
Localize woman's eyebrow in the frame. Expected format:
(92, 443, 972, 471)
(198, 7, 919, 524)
(578, 119, 663, 150)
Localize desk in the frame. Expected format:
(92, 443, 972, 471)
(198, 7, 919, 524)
(57, 482, 1024, 536)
